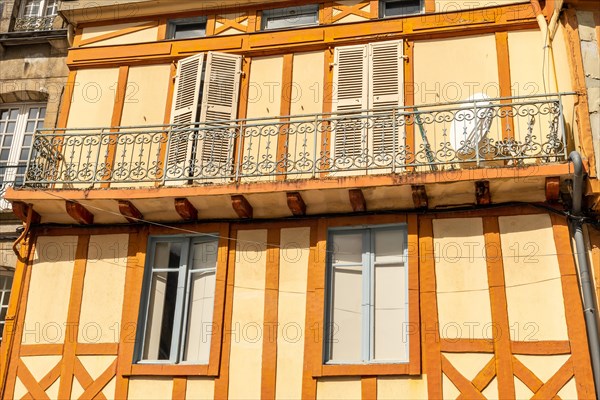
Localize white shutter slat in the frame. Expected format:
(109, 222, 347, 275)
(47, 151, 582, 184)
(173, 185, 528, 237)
(198, 51, 242, 173)
(168, 53, 204, 174)
(368, 40, 404, 159)
(332, 45, 368, 161)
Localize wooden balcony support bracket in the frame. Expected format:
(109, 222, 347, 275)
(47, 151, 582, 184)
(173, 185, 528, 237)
(174, 198, 198, 221)
(231, 195, 253, 219)
(349, 189, 367, 212)
(11, 201, 41, 224)
(545, 177, 561, 203)
(476, 180, 492, 205)
(65, 201, 94, 225)
(286, 192, 307, 216)
(118, 200, 144, 223)
(411, 185, 428, 209)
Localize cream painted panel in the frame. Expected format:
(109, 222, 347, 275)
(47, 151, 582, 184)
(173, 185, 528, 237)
(81, 22, 154, 41)
(21, 356, 61, 380)
(275, 227, 310, 400)
(442, 374, 461, 399)
(377, 376, 428, 399)
(557, 377, 578, 400)
(443, 353, 494, 381)
(514, 354, 571, 382)
(433, 218, 492, 339)
(77, 355, 117, 380)
(13, 378, 27, 400)
(228, 230, 267, 400)
(186, 378, 215, 400)
(316, 377, 362, 400)
(242, 56, 283, 183)
(481, 377, 499, 400)
(434, 1, 522, 13)
(514, 376, 534, 399)
(128, 378, 173, 400)
(23, 236, 77, 344)
(121, 65, 170, 126)
(46, 378, 60, 399)
(78, 235, 128, 343)
(68, 68, 119, 128)
(83, 27, 159, 47)
(499, 214, 569, 341)
(413, 35, 501, 163)
(71, 379, 85, 399)
(102, 377, 117, 399)
(288, 51, 324, 179)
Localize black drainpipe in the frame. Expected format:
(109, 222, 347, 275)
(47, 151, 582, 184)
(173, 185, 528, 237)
(568, 151, 600, 398)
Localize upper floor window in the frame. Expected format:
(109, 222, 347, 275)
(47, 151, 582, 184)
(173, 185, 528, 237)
(261, 4, 319, 31)
(0, 104, 44, 210)
(167, 16, 207, 40)
(380, 0, 423, 18)
(325, 226, 409, 363)
(15, 0, 58, 31)
(136, 236, 219, 364)
(0, 271, 14, 342)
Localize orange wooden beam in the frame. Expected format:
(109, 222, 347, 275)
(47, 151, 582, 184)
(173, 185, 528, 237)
(11, 201, 41, 224)
(118, 200, 144, 223)
(475, 180, 491, 205)
(348, 189, 366, 212)
(65, 201, 94, 225)
(411, 185, 428, 209)
(231, 195, 253, 218)
(286, 192, 306, 216)
(174, 198, 198, 221)
(545, 177, 560, 202)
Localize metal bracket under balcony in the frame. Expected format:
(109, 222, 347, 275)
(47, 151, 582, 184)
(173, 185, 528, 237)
(21, 93, 574, 190)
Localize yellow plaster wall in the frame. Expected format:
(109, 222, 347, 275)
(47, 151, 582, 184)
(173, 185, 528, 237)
(434, 0, 523, 13)
(186, 378, 215, 400)
(413, 34, 501, 157)
(22, 236, 77, 344)
(377, 376, 428, 399)
(499, 214, 569, 341)
(316, 377, 362, 399)
(128, 377, 173, 400)
(433, 218, 493, 339)
(77, 234, 129, 343)
(275, 227, 310, 400)
(121, 64, 171, 126)
(289, 51, 324, 178)
(227, 229, 267, 399)
(81, 22, 158, 47)
(68, 68, 119, 128)
(242, 56, 284, 182)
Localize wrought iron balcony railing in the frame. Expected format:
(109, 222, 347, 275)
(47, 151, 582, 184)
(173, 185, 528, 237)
(13, 15, 56, 32)
(1, 164, 28, 210)
(22, 93, 573, 189)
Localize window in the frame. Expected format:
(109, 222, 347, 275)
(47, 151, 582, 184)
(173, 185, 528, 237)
(380, 0, 423, 18)
(0, 271, 14, 342)
(136, 236, 218, 364)
(325, 226, 409, 364)
(331, 40, 404, 165)
(166, 51, 242, 181)
(0, 104, 44, 209)
(20, 0, 57, 18)
(261, 5, 319, 30)
(166, 17, 207, 40)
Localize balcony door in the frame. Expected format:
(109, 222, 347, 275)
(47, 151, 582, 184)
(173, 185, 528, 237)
(331, 40, 404, 175)
(166, 52, 242, 184)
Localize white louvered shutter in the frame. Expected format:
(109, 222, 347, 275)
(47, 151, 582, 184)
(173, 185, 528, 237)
(168, 53, 204, 180)
(197, 51, 242, 177)
(368, 40, 404, 163)
(332, 44, 368, 165)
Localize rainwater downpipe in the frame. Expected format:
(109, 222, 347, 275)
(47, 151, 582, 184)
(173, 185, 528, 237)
(569, 151, 600, 399)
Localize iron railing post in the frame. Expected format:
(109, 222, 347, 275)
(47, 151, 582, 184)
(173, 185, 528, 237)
(557, 94, 567, 160)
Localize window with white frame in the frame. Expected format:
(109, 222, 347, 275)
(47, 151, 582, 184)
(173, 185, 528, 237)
(136, 236, 218, 364)
(261, 4, 319, 30)
(20, 0, 58, 18)
(325, 226, 409, 364)
(380, 0, 423, 18)
(0, 271, 14, 342)
(0, 104, 45, 210)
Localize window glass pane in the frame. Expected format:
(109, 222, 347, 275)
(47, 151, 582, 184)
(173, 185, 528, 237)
(45, 0, 58, 16)
(8, 109, 18, 120)
(2, 136, 12, 147)
(23, 0, 42, 17)
(263, 5, 319, 30)
(167, 17, 206, 39)
(6, 122, 16, 133)
(154, 241, 182, 269)
(374, 229, 406, 264)
(143, 271, 179, 360)
(331, 233, 363, 264)
(329, 264, 363, 363)
(0, 150, 9, 161)
(382, 0, 422, 17)
(374, 263, 407, 361)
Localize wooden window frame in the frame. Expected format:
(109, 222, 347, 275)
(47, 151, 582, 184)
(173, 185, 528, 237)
(311, 214, 421, 377)
(379, 0, 424, 18)
(260, 4, 320, 31)
(127, 226, 229, 377)
(166, 16, 207, 40)
(0, 269, 14, 342)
